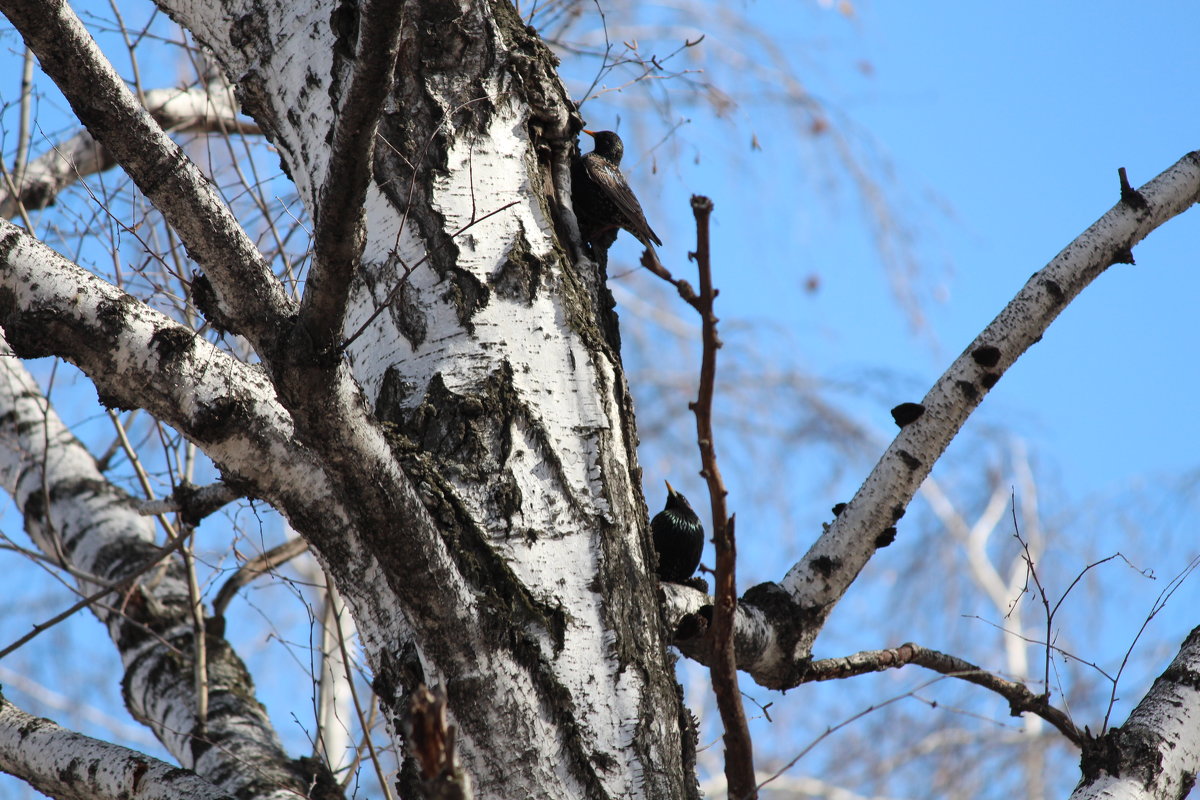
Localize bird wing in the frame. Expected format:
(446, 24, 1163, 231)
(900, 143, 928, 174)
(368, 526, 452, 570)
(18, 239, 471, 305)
(583, 155, 663, 247)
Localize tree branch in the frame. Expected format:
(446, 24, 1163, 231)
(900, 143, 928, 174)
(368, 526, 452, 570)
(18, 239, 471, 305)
(0, 691, 234, 800)
(0, 0, 295, 348)
(686, 194, 756, 798)
(1073, 625, 1200, 800)
(753, 152, 1200, 682)
(0, 217, 317, 500)
(803, 643, 1083, 747)
(300, 0, 406, 355)
(212, 536, 309, 619)
(0, 85, 259, 221)
(137, 481, 243, 524)
(0, 338, 327, 797)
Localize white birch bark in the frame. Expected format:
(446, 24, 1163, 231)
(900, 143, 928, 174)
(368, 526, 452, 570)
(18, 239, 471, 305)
(0, 336, 326, 798)
(1070, 627, 1200, 800)
(0, 0, 693, 796)
(0, 693, 234, 800)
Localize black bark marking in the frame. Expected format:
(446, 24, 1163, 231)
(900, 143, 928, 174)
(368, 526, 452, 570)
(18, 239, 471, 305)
(150, 326, 195, 364)
(897, 450, 922, 470)
(192, 396, 253, 442)
(491, 226, 547, 304)
(890, 402, 925, 427)
(874, 527, 897, 548)
(811, 555, 838, 578)
(972, 345, 1001, 367)
(981, 372, 1001, 389)
(1041, 278, 1065, 305)
(955, 380, 979, 401)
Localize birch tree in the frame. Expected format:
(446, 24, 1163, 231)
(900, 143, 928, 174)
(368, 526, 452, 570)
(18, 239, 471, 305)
(0, 1, 1198, 799)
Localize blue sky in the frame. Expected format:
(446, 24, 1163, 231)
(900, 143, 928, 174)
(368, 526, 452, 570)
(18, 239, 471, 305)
(579, 1, 1200, 500)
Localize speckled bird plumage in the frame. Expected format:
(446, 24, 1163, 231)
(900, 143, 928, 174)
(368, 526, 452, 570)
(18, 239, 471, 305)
(651, 481, 704, 582)
(572, 129, 662, 250)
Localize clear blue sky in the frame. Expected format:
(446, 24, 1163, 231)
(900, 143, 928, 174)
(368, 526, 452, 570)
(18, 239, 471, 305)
(580, 1, 1200, 523)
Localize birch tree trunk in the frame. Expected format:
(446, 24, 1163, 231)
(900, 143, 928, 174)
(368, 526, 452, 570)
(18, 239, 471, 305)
(0, 0, 693, 797)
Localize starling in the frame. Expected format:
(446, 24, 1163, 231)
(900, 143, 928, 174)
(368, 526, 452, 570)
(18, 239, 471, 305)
(572, 129, 662, 251)
(651, 481, 704, 582)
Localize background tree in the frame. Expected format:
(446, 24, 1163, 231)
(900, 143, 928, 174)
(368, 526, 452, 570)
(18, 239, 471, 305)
(0, 2, 1198, 799)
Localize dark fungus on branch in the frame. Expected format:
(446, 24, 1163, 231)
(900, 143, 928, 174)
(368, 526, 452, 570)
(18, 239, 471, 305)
(971, 344, 1001, 367)
(890, 402, 925, 428)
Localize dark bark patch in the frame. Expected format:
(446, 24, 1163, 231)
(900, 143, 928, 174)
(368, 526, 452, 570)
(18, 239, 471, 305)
(229, 6, 269, 51)
(1080, 723, 1164, 787)
(831, 502, 848, 517)
(0, 286, 16, 323)
(897, 449, 922, 470)
(972, 345, 1001, 367)
(892, 504, 906, 522)
(190, 272, 234, 335)
(1041, 278, 1065, 305)
(393, 282, 429, 349)
(443, 266, 490, 331)
(94, 386, 134, 412)
(150, 325, 195, 364)
(956, 380, 979, 401)
(811, 555, 838, 578)
(490, 226, 546, 304)
(981, 372, 1001, 389)
(1179, 771, 1196, 799)
(0, 306, 63, 359)
(96, 295, 137, 337)
(874, 527, 897, 548)
(330, 0, 359, 59)
(193, 396, 252, 442)
(375, 366, 420, 421)
(21, 484, 46, 527)
(890, 402, 924, 427)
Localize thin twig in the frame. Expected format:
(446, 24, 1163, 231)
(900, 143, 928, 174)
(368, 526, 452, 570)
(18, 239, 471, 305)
(329, 578, 395, 800)
(801, 642, 1084, 746)
(0, 525, 194, 660)
(686, 195, 755, 799)
(212, 536, 310, 618)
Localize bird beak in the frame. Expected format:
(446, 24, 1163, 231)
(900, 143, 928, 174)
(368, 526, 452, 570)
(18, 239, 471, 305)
(664, 480, 675, 496)
(582, 129, 596, 138)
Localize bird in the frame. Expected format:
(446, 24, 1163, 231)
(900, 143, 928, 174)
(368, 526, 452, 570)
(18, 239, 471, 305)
(572, 129, 662, 251)
(651, 481, 704, 582)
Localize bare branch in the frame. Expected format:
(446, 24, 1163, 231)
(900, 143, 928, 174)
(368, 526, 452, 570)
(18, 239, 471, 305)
(0, 0, 296, 347)
(0, 217, 320, 504)
(0, 692, 234, 800)
(685, 194, 755, 797)
(212, 536, 309, 619)
(137, 481, 242, 523)
(0, 86, 260, 220)
(301, 0, 406, 354)
(803, 643, 1083, 747)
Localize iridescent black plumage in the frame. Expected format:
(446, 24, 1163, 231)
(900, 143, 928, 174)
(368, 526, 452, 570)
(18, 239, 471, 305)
(572, 129, 662, 250)
(651, 481, 704, 582)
